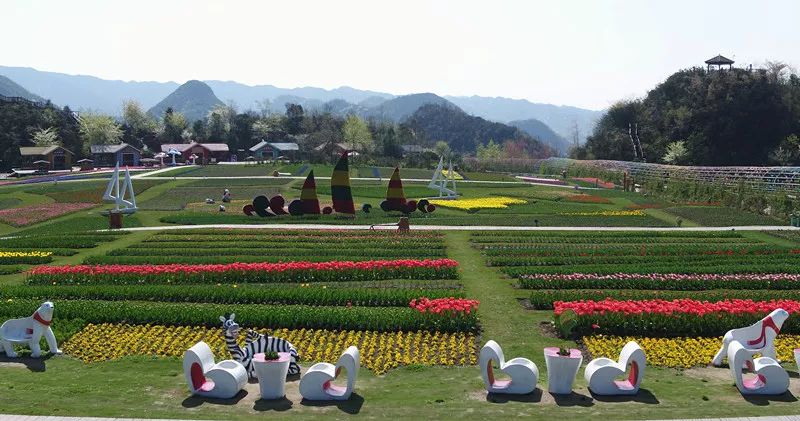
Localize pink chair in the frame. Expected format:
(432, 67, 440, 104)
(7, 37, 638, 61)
(183, 341, 247, 399)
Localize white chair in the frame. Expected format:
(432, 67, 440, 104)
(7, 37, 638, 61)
(728, 340, 788, 395)
(584, 341, 646, 395)
(479, 340, 538, 394)
(712, 308, 789, 366)
(299, 346, 359, 401)
(183, 341, 247, 399)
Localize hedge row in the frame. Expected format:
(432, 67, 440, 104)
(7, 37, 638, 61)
(0, 284, 461, 307)
(0, 299, 477, 332)
(481, 244, 789, 258)
(106, 247, 446, 258)
(489, 252, 800, 268)
(0, 236, 118, 249)
(151, 229, 444, 238)
(504, 258, 800, 277)
(470, 231, 745, 240)
(131, 241, 445, 250)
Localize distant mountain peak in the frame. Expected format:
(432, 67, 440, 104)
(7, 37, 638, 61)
(147, 80, 223, 122)
(0, 74, 43, 102)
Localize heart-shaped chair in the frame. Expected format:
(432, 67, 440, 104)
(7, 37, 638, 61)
(584, 341, 646, 395)
(299, 346, 360, 401)
(183, 341, 247, 399)
(479, 340, 538, 394)
(728, 340, 789, 395)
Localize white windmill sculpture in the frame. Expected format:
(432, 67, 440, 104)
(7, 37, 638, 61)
(103, 163, 137, 214)
(428, 157, 457, 199)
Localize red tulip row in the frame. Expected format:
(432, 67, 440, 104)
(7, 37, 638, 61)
(554, 298, 800, 337)
(410, 297, 479, 315)
(27, 259, 460, 285)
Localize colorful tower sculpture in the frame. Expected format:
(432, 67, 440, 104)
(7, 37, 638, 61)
(331, 152, 355, 215)
(300, 170, 321, 214)
(384, 167, 407, 211)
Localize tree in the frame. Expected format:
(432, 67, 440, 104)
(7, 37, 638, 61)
(32, 127, 60, 146)
(476, 139, 502, 159)
(662, 141, 689, 164)
(121, 100, 157, 149)
(122, 100, 157, 136)
(285, 103, 304, 135)
(159, 108, 187, 143)
(342, 115, 373, 157)
(434, 141, 451, 158)
(191, 120, 207, 142)
(79, 112, 122, 153)
(205, 104, 237, 145)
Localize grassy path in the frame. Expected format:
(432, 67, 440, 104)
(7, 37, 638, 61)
(445, 231, 573, 359)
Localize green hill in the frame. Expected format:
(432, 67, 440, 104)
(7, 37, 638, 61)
(147, 80, 223, 123)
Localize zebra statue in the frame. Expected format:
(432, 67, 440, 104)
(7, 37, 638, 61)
(219, 314, 301, 378)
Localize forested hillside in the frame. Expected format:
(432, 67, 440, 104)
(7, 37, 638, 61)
(0, 98, 80, 169)
(405, 103, 554, 157)
(576, 65, 800, 166)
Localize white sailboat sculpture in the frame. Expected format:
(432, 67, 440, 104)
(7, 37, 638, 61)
(102, 163, 138, 214)
(428, 157, 457, 199)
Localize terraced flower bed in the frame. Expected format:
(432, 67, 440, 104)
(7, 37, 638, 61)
(16, 228, 477, 374)
(472, 230, 800, 367)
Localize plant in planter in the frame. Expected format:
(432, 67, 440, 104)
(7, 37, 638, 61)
(545, 309, 583, 394)
(253, 351, 291, 400)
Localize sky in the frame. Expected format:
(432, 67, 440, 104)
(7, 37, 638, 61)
(2, 0, 798, 110)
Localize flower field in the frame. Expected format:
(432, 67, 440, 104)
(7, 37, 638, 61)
(559, 210, 645, 217)
(0, 202, 96, 226)
(554, 298, 800, 336)
(86, 229, 448, 264)
(0, 251, 53, 264)
(472, 230, 800, 367)
(583, 335, 800, 368)
(29, 259, 459, 285)
(12, 228, 477, 374)
(63, 324, 477, 374)
(429, 196, 526, 211)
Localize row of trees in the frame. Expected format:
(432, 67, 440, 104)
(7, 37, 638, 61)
(573, 62, 800, 166)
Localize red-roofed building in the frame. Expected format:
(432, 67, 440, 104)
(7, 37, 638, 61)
(160, 142, 230, 164)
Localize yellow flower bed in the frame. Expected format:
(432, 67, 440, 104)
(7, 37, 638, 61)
(63, 323, 477, 375)
(584, 335, 800, 368)
(0, 251, 53, 257)
(429, 196, 525, 211)
(442, 169, 464, 180)
(560, 210, 646, 217)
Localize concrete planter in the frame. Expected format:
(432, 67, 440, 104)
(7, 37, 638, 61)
(253, 352, 291, 400)
(544, 347, 583, 394)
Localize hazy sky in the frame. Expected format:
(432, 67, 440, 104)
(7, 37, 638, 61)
(3, 0, 798, 110)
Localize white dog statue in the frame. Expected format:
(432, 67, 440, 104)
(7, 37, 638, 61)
(1, 301, 61, 358)
(711, 308, 789, 367)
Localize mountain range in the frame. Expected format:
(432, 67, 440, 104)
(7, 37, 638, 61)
(0, 65, 603, 152)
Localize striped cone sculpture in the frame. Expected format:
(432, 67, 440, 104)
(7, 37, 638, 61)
(331, 152, 355, 215)
(300, 170, 321, 214)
